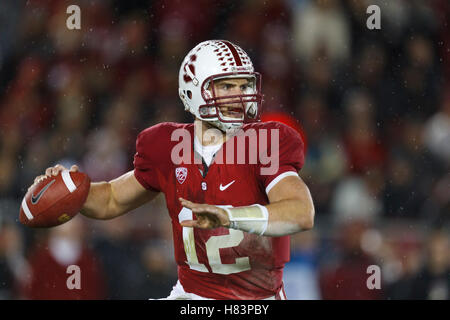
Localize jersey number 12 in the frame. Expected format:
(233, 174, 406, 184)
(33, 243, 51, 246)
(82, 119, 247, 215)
(178, 207, 251, 275)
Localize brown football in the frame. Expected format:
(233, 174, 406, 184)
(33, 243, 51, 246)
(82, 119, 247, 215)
(19, 170, 91, 228)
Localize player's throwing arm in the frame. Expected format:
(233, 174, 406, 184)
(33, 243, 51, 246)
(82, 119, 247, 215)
(22, 164, 157, 228)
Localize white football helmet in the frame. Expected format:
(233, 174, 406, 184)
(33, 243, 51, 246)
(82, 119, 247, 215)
(178, 40, 262, 132)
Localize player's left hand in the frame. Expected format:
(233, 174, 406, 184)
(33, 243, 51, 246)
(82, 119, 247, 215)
(179, 198, 230, 229)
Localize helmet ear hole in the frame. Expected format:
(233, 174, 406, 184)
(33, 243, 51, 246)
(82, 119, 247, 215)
(187, 90, 192, 99)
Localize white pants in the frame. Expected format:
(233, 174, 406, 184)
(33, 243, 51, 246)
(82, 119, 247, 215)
(161, 280, 286, 300)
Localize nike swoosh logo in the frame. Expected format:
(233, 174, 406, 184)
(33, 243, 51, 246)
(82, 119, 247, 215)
(219, 180, 235, 191)
(31, 179, 55, 204)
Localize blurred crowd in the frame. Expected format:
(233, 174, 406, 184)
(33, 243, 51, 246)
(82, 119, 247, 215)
(0, 0, 449, 299)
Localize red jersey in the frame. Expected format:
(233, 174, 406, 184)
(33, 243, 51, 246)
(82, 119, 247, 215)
(133, 121, 305, 299)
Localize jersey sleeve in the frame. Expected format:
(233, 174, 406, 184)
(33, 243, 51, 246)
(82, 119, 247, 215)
(133, 123, 168, 192)
(256, 122, 305, 195)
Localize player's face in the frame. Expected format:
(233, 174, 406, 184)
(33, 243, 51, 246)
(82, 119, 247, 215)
(211, 78, 253, 119)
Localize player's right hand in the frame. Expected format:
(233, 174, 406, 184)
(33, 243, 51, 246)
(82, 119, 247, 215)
(29, 164, 79, 191)
(179, 197, 230, 229)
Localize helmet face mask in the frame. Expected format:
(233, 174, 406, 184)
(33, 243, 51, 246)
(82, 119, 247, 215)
(178, 40, 263, 132)
(199, 71, 262, 124)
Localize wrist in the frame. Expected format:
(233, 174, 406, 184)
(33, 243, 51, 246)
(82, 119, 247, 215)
(224, 204, 269, 235)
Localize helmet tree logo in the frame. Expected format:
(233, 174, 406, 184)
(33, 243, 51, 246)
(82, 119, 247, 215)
(183, 54, 197, 85)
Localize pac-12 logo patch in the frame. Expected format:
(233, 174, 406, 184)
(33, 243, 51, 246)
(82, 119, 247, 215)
(175, 167, 188, 184)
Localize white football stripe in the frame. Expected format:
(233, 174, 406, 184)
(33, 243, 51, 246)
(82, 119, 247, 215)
(21, 198, 34, 220)
(61, 170, 77, 193)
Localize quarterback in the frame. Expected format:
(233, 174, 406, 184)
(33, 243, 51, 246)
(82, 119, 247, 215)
(35, 40, 315, 300)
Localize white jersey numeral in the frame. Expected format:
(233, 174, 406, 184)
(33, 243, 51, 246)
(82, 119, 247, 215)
(178, 207, 208, 272)
(178, 207, 251, 275)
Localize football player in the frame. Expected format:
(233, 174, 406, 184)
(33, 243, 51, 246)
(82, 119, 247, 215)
(36, 40, 315, 299)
